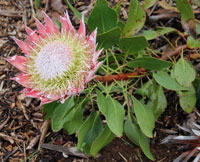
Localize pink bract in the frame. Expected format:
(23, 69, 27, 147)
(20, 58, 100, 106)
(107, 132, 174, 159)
(6, 11, 102, 105)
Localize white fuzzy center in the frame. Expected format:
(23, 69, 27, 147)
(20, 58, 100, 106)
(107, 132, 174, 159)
(35, 42, 71, 80)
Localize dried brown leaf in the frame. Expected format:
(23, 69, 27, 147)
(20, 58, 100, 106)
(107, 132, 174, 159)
(27, 135, 40, 150)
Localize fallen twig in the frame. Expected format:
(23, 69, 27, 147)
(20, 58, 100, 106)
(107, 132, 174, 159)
(161, 44, 187, 60)
(0, 10, 23, 17)
(41, 143, 87, 158)
(3, 148, 18, 162)
(38, 119, 50, 149)
(0, 114, 10, 130)
(27, 135, 40, 150)
(149, 12, 179, 21)
(0, 132, 14, 144)
(17, 95, 29, 120)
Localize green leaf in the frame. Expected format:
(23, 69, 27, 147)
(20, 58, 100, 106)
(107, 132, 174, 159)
(128, 57, 172, 70)
(88, 0, 117, 34)
(97, 90, 125, 137)
(131, 96, 155, 137)
(63, 99, 89, 135)
(35, 0, 40, 9)
(113, 3, 121, 18)
(119, 36, 148, 54)
(187, 36, 200, 49)
(135, 80, 155, 97)
(63, 103, 84, 135)
(77, 112, 103, 154)
(157, 27, 176, 35)
(97, 27, 120, 50)
(122, 0, 146, 37)
(141, 30, 159, 40)
(83, 112, 103, 153)
(64, 0, 88, 23)
(194, 0, 200, 6)
(143, 0, 157, 9)
(176, 0, 194, 21)
(42, 101, 58, 120)
(139, 131, 155, 160)
(117, 21, 125, 31)
(140, 27, 176, 40)
(136, 80, 167, 119)
(174, 57, 196, 87)
(51, 98, 75, 132)
(152, 86, 167, 119)
(90, 125, 115, 157)
(55, 19, 62, 32)
(196, 79, 200, 109)
(196, 22, 200, 35)
(179, 85, 196, 113)
(124, 114, 140, 146)
(153, 71, 187, 90)
(77, 111, 95, 151)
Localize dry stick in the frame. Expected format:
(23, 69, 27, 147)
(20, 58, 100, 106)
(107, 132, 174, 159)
(0, 115, 10, 130)
(95, 72, 139, 82)
(0, 10, 23, 17)
(161, 44, 187, 60)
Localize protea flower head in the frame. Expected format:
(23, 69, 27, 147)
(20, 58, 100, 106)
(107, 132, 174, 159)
(6, 11, 102, 105)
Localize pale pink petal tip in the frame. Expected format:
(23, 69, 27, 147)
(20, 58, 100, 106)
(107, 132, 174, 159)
(93, 49, 103, 64)
(60, 97, 68, 104)
(20, 88, 31, 93)
(63, 10, 75, 34)
(78, 15, 86, 38)
(5, 55, 26, 72)
(40, 98, 53, 106)
(11, 74, 30, 88)
(86, 62, 103, 82)
(42, 11, 59, 34)
(34, 17, 47, 38)
(24, 25, 40, 43)
(90, 28, 97, 40)
(87, 28, 97, 50)
(11, 37, 31, 55)
(25, 91, 42, 98)
(67, 87, 80, 96)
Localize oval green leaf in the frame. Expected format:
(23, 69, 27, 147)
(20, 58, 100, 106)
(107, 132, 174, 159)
(97, 27, 120, 50)
(128, 57, 172, 70)
(90, 125, 114, 157)
(97, 90, 125, 137)
(119, 36, 148, 54)
(153, 71, 187, 90)
(124, 114, 140, 146)
(174, 57, 196, 87)
(122, 0, 146, 37)
(131, 96, 155, 137)
(51, 98, 75, 132)
(139, 132, 155, 161)
(176, 0, 194, 21)
(77, 112, 103, 154)
(179, 85, 196, 113)
(88, 0, 117, 34)
(187, 36, 200, 49)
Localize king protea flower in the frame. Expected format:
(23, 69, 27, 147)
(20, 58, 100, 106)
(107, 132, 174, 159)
(6, 11, 102, 105)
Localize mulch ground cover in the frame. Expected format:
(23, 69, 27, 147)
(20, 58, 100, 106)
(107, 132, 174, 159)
(0, 0, 199, 161)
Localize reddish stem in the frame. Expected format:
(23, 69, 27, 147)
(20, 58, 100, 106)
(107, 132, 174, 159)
(95, 68, 146, 82)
